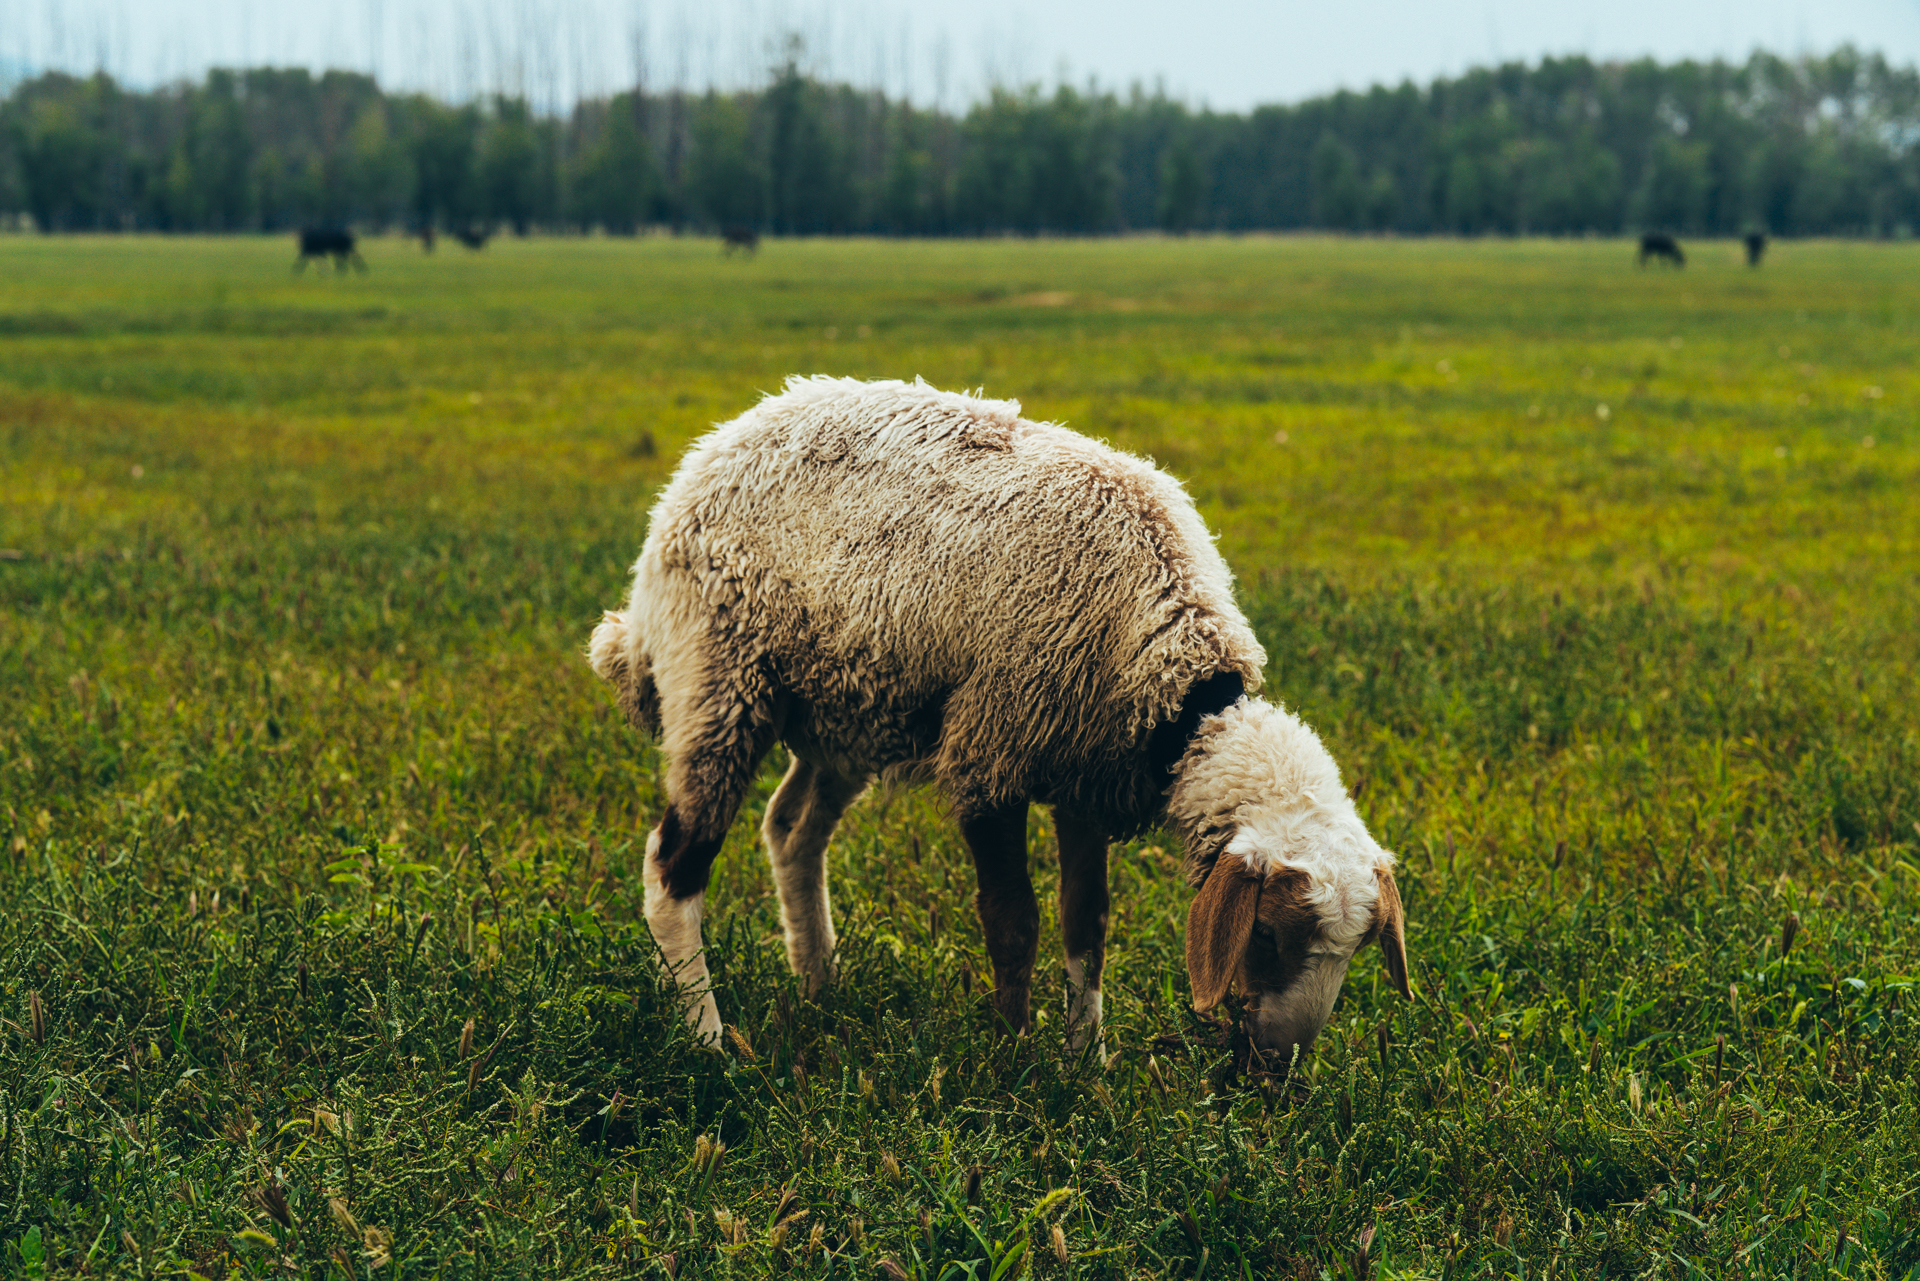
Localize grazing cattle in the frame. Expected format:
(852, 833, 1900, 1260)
(721, 225, 759, 256)
(452, 227, 491, 250)
(1744, 232, 1768, 267)
(1637, 233, 1685, 268)
(589, 378, 1411, 1066)
(295, 228, 367, 274)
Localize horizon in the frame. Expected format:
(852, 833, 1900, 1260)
(5, 0, 1919, 114)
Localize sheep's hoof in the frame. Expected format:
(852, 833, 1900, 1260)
(686, 994, 724, 1048)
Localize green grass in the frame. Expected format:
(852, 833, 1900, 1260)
(1, 233, 1917, 1279)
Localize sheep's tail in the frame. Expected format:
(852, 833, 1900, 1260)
(587, 610, 630, 683)
(588, 610, 661, 733)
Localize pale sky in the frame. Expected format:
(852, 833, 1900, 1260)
(6, 0, 1919, 111)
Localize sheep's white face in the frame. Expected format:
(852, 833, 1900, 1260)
(1167, 696, 1413, 1070)
(1185, 852, 1409, 1072)
(1236, 900, 1358, 1069)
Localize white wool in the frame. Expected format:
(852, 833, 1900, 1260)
(587, 611, 628, 684)
(1167, 698, 1394, 950)
(604, 373, 1265, 825)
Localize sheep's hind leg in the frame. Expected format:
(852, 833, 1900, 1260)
(763, 756, 866, 996)
(1054, 810, 1110, 1062)
(962, 801, 1038, 1035)
(646, 695, 780, 1047)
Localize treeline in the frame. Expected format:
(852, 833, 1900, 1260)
(3, 47, 1918, 237)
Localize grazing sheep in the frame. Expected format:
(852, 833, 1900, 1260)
(588, 377, 1410, 1063)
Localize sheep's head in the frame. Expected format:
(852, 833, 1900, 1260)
(1169, 697, 1411, 1071)
(1185, 847, 1408, 1071)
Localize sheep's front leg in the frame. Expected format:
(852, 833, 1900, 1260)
(1054, 810, 1110, 1062)
(762, 757, 867, 995)
(962, 801, 1038, 1034)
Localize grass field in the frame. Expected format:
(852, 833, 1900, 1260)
(2, 233, 1917, 1279)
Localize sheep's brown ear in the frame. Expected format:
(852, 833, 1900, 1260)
(1186, 862, 1261, 1011)
(1372, 867, 1411, 999)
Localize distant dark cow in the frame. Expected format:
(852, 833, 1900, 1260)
(1637, 233, 1685, 268)
(1744, 231, 1768, 267)
(451, 226, 491, 250)
(295, 227, 367, 274)
(721, 225, 759, 256)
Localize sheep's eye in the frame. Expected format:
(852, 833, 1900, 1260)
(1251, 922, 1276, 943)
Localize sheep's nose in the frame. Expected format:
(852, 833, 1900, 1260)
(1242, 952, 1350, 1073)
(1244, 1011, 1325, 1073)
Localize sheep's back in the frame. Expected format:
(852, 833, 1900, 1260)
(636, 377, 1265, 821)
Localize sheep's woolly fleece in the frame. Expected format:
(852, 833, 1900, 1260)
(593, 375, 1267, 829)
(1167, 698, 1396, 949)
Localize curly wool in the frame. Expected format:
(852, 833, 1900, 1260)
(1166, 698, 1395, 948)
(593, 375, 1267, 829)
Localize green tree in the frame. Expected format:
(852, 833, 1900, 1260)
(1157, 134, 1203, 232)
(1362, 167, 1399, 230)
(1312, 131, 1363, 228)
(689, 94, 762, 229)
(1442, 151, 1485, 232)
(955, 89, 1035, 231)
(956, 86, 1114, 233)
(341, 102, 410, 227)
(183, 70, 254, 229)
(479, 98, 545, 235)
(764, 57, 852, 233)
(884, 130, 935, 234)
(1030, 86, 1115, 232)
(1792, 132, 1874, 232)
(11, 75, 119, 230)
(574, 92, 659, 234)
(1520, 140, 1622, 232)
(412, 100, 480, 230)
(1632, 134, 1711, 231)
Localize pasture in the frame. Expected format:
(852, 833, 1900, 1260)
(2, 233, 1917, 1279)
